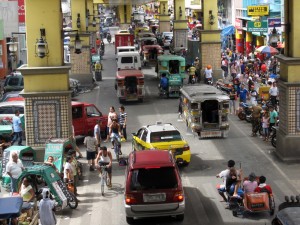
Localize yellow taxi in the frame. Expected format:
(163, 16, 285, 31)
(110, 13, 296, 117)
(132, 122, 191, 166)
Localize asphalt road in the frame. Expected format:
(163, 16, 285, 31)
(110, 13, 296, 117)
(55, 42, 299, 225)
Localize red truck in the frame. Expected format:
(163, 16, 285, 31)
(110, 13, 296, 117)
(114, 33, 135, 54)
(72, 101, 108, 138)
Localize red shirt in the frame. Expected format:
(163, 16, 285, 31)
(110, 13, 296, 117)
(254, 184, 272, 194)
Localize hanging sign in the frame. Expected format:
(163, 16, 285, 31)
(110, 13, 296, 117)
(247, 5, 269, 16)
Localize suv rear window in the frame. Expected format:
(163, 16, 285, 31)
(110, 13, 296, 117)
(130, 167, 177, 190)
(121, 57, 133, 63)
(7, 77, 21, 86)
(150, 130, 182, 142)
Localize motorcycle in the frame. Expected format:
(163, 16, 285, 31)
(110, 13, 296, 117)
(206, 77, 213, 86)
(271, 126, 278, 148)
(189, 74, 196, 84)
(111, 133, 122, 162)
(107, 33, 112, 43)
(238, 102, 252, 122)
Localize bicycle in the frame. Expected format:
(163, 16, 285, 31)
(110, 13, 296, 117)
(99, 163, 110, 196)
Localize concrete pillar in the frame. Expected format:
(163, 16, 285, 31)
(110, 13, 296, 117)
(117, 4, 132, 29)
(173, 0, 188, 48)
(70, 0, 93, 86)
(158, 0, 170, 33)
(18, 0, 72, 159)
(275, 0, 300, 162)
(199, 0, 222, 79)
(245, 32, 252, 55)
(256, 36, 264, 48)
(235, 29, 244, 54)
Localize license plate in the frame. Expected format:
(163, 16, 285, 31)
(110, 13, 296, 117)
(201, 131, 222, 137)
(143, 193, 166, 203)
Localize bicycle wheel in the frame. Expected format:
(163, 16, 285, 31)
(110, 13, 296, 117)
(101, 175, 105, 196)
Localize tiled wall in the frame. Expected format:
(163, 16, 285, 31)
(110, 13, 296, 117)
(279, 80, 300, 135)
(25, 95, 71, 147)
(200, 43, 221, 70)
(70, 47, 91, 74)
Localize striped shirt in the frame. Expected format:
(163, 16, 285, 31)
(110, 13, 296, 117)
(118, 112, 127, 125)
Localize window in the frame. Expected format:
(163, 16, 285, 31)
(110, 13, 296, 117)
(121, 57, 133, 63)
(86, 106, 101, 117)
(141, 130, 148, 142)
(72, 107, 83, 119)
(136, 128, 144, 139)
(130, 167, 178, 190)
(191, 103, 199, 110)
(0, 106, 14, 114)
(15, 106, 24, 114)
(7, 77, 21, 86)
(150, 130, 182, 143)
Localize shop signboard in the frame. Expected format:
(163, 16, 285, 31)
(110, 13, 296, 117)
(247, 21, 268, 32)
(268, 18, 281, 28)
(235, 19, 243, 30)
(247, 5, 269, 16)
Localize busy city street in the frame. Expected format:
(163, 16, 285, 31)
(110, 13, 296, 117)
(0, 0, 300, 225)
(48, 42, 299, 225)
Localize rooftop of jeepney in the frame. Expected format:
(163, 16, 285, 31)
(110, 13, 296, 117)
(180, 85, 230, 101)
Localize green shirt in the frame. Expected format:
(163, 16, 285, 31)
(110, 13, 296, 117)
(270, 111, 278, 123)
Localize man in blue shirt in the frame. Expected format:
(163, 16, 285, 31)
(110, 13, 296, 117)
(11, 110, 23, 146)
(239, 84, 248, 103)
(160, 73, 168, 91)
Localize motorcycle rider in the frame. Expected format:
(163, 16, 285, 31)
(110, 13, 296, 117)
(160, 73, 168, 92)
(106, 32, 112, 43)
(100, 40, 105, 52)
(194, 57, 200, 82)
(204, 65, 213, 84)
(188, 64, 196, 84)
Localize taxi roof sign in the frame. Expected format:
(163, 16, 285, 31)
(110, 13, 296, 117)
(247, 5, 269, 16)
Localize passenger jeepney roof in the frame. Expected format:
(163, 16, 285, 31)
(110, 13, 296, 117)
(140, 37, 156, 41)
(117, 51, 139, 56)
(117, 46, 136, 50)
(180, 85, 230, 101)
(157, 55, 185, 62)
(4, 145, 35, 152)
(276, 207, 300, 225)
(142, 45, 163, 50)
(116, 69, 144, 79)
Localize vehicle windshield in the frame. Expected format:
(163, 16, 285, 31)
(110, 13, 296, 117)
(7, 77, 21, 86)
(150, 130, 182, 142)
(130, 167, 177, 190)
(121, 57, 133, 63)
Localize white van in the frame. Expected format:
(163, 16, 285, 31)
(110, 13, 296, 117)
(117, 52, 141, 70)
(116, 46, 136, 60)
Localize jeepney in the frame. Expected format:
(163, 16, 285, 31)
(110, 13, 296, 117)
(138, 37, 157, 53)
(115, 69, 145, 103)
(180, 85, 230, 138)
(141, 44, 163, 66)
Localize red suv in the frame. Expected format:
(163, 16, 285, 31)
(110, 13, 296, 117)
(123, 150, 185, 224)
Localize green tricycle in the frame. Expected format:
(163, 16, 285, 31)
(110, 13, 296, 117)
(17, 164, 78, 210)
(156, 55, 186, 98)
(1, 146, 36, 189)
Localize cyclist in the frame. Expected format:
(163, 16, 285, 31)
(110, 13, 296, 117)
(95, 146, 113, 188)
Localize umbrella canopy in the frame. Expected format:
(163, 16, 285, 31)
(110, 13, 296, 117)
(255, 46, 279, 55)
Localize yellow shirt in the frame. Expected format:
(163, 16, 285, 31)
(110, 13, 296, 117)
(189, 66, 196, 75)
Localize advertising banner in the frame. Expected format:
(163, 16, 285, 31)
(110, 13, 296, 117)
(268, 18, 281, 28)
(18, 0, 25, 23)
(247, 5, 269, 16)
(235, 19, 243, 30)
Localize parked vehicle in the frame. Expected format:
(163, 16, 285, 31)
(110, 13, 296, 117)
(0, 101, 25, 125)
(17, 164, 78, 210)
(123, 150, 185, 224)
(72, 101, 108, 138)
(272, 195, 300, 225)
(114, 33, 134, 54)
(114, 69, 145, 103)
(141, 44, 163, 66)
(132, 122, 191, 165)
(161, 32, 173, 48)
(0, 91, 22, 102)
(3, 72, 24, 93)
(117, 52, 141, 71)
(180, 85, 230, 138)
(238, 102, 252, 123)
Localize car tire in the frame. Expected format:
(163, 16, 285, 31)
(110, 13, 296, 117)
(175, 214, 184, 221)
(126, 216, 135, 224)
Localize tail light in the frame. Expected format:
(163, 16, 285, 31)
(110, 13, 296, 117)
(173, 191, 184, 202)
(183, 145, 190, 151)
(125, 194, 137, 205)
